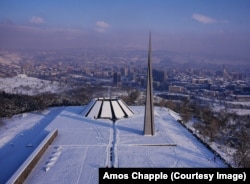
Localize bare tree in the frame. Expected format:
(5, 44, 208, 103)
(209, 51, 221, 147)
(179, 99, 192, 124)
(0, 118, 4, 127)
(233, 129, 250, 168)
(165, 100, 177, 112)
(206, 118, 220, 141)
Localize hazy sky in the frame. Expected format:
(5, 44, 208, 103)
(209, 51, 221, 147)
(0, 0, 250, 59)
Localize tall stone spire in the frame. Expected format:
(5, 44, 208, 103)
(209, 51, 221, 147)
(144, 32, 154, 135)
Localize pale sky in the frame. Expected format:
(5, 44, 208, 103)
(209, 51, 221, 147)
(0, 0, 250, 59)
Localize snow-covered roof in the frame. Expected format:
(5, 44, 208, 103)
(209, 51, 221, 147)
(82, 97, 134, 121)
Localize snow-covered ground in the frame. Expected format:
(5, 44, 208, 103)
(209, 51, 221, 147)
(0, 106, 227, 184)
(227, 101, 250, 106)
(0, 74, 67, 95)
(212, 103, 250, 116)
(185, 119, 236, 167)
(0, 107, 64, 183)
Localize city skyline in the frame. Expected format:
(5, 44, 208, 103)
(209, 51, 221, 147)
(0, 1, 250, 61)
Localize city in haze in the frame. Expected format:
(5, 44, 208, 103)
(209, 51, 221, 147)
(0, 0, 250, 119)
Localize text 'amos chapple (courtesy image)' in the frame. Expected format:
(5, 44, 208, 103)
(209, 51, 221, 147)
(99, 168, 248, 183)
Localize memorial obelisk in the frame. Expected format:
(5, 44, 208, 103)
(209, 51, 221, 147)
(144, 32, 155, 135)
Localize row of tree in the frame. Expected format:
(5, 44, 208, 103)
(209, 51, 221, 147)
(156, 98, 250, 168)
(0, 87, 93, 118)
(0, 86, 138, 118)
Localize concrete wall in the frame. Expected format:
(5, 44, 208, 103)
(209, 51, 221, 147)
(7, 129, 58, 184)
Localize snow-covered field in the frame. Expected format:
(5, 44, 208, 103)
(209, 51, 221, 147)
(0, 74, 67, 95)
(212, 103, 250, 116)
(0, 105, 227, 184)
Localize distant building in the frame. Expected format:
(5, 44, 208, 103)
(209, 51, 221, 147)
(113, 72, 121, 86)
(153, 69, 166, 82)
(120, 67, 128, 77)
(231, 72, 243, 80)
(215, 70, 223, 77)
(169, 85, 184, 93)
(192, 78, 210, 84)
(235, 95, 250, 102)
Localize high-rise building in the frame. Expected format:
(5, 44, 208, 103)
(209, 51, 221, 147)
(113, 72, 121, 86)
(120, 67, 128, 77)
(153, 69, 166, 82)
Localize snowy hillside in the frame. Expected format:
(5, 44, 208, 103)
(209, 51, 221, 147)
(0, 105, 227, 184)
(0, 74, 67, 95)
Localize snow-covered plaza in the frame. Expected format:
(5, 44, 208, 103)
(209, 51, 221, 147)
(0, 105, 227, 184)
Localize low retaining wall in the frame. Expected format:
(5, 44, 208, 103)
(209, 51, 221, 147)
(7, 129, 58, 184)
